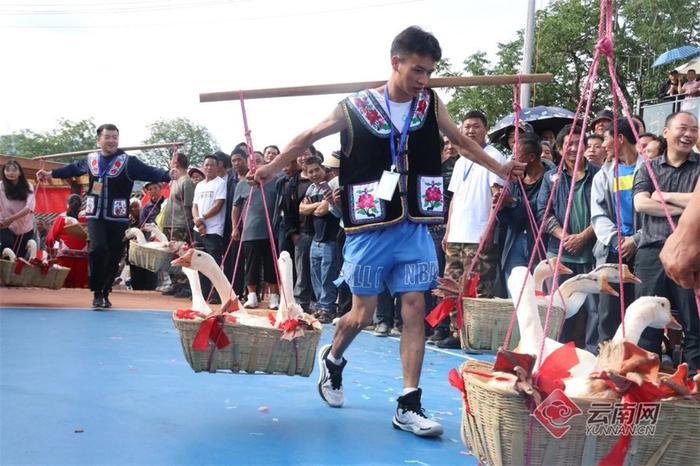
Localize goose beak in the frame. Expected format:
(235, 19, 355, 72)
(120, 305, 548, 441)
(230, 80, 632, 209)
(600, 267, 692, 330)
(600, 275, 619, 296)
(666, 315, 683, 331)
(171, 248, 194, 267)
(623, 269, 642, 284)
(558, 264, 574, 276)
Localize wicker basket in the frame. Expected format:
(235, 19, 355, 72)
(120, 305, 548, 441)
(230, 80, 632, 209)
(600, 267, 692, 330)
(64, 223, 88, 240)
(0, 259, 12, 285)
(128, 241, 174, 272)
(460, 360, 700, 466)
(0, 260, 70, 289)
(460, 298, 565, 351)
(173, 310, 322, 376)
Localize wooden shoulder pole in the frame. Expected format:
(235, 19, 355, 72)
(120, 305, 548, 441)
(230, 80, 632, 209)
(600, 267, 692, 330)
(34, 141, 186, 160)
(199, 73, 553, 103)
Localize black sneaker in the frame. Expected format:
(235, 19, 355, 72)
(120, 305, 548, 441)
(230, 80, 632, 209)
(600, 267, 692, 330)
(161, 286, 179, 296)
(317, 344, 346, 408)
(102, 292, 112, 308)
(436, 336, 461, 349)
(392, 388, 443, 437)
(92, 292, 105, 309)
(173, 288, 192, 299)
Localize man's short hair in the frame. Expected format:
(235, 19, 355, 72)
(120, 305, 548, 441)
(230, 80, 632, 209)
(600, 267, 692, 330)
(462, 110, 487, 127)
(230, 148, 247, 159)
(214, 150, 231, 169)
(97, 123, 119, 136)
(203, 154, 218, 164)
(688, 69, 696, 74)
(556, 124, 586, 148)
(639, 132, 658, 141)
(174, 151, 189, 169)
(519, 134, 542, 158)
(665, 111, 698, 128)
(588, 133, 604, 143)
(390, 26, 442, 62)
(604, 118, 636, 145)
(263, 145, 280, 154)
(303, 155, 323, 167)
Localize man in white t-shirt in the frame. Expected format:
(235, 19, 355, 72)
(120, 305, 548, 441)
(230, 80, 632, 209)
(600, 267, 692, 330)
(438, 110, 506, 348)
(192, 154, 227, 302)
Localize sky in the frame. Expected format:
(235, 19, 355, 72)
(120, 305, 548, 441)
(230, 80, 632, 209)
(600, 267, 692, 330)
(0, 0, 548, 160)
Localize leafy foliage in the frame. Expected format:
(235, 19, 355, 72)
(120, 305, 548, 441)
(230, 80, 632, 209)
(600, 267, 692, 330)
(440, 0, 700, 125)
(141, 117, 219, 168)
(0, 118, 96, 161)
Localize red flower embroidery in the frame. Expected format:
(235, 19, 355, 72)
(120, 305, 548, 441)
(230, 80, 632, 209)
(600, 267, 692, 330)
(416, 98, 427, 115)
(365, 108, 381, 127)
(357, 193, 376, 209)
(114, 161, 122, 168)
(425, 184, 442, 202)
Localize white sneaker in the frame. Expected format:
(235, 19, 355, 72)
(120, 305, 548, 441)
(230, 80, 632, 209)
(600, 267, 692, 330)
(268, 293, 280, 310)
(243, 293, 258, 308)
(317, 344, 346, 408)
(392, 389, 443, 437)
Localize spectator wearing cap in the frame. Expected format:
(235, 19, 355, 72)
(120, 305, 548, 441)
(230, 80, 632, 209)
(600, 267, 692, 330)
(657, 70, 682, 99)
(140, 181, 165, 224)
(537, 124, 600, 352)
(438, 110, 507, 349)
(590, 110, 613, 136)
(323, 151, 341, 178)
(188, 167, 204, 185)
(503, 121, 534, 156)
(682, 69, 700, 97)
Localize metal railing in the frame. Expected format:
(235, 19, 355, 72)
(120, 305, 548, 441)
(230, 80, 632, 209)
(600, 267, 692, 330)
(639, 94, 700, 135)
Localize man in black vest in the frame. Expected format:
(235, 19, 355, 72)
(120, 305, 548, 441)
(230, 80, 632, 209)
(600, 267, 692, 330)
(38, 123, 174, 308)
(253, 27, 524, 438)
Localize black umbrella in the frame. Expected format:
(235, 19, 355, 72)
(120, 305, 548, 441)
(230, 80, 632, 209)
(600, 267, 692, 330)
(488, 106, 576, 144)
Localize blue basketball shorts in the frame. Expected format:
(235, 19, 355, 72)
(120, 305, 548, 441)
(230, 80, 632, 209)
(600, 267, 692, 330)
(336, 220, 439, 296)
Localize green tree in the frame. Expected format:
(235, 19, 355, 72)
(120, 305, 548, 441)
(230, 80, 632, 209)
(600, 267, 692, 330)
(141, 117, 218, 168)
(440, 0, 700, 124)
(0, 118, 96, 160)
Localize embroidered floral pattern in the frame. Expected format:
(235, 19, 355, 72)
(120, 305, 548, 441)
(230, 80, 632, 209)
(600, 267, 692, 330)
(418, 176, 444, 215)
(345, 89, 431, 137)
(349, 181, 385, 224)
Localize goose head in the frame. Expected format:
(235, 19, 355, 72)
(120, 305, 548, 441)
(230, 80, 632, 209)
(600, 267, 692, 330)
(590, 263, 641, 284)
(171, 248, 216, 271)
(142, 223, 167, 242)
(2, 248, 16, 262)
(560, 273, 618, 298)
(533, 258, 573, 290)
(624, 296, 681, 331)
(26, 239, 37, 260)
(124, 228, 146, 244)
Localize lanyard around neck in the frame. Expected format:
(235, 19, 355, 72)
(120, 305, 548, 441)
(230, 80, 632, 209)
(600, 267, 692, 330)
(383, 85, 417, 172)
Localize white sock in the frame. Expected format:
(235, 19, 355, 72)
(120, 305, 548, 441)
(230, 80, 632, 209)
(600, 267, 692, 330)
(327, 352, 343, 365)
(402, 387, 418, 396)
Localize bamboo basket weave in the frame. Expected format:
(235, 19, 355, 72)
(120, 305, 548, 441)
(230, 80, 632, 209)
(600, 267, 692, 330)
(460, 298, 565, 351)
(173, 310, 322, 376)
(0, 260, 70, 289)
(0, 259, 12, 285)
(128, 241, 174, 272)
(459, 360, 700, 466)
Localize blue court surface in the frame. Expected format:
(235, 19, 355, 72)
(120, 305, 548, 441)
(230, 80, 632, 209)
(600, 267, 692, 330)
(0, 307, 495, 466)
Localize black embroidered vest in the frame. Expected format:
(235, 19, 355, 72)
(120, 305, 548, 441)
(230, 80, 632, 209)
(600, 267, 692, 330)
(339, 88, 443, 235)
(84, 151, 133, 222)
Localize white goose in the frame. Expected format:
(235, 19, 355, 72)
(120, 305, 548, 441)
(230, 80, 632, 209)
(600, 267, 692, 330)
(180, 266, 212, 314)
(142, 223, 168, 242)
(2, 248, 16, 262)
(26, 239, 38, 260)
(532, 257, 573, 293)
(124, 228, 183, 253)
(508, 267, 598, 379)
(275, 251, 305, 324)
(172, 249, 272, 328)
(539, 268, 624, 320)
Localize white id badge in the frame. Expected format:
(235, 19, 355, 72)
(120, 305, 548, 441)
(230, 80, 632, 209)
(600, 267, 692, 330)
(376, 170, 400, 201)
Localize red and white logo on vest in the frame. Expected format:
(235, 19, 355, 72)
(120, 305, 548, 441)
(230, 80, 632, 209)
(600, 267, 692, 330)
(533, 388, 583, 439)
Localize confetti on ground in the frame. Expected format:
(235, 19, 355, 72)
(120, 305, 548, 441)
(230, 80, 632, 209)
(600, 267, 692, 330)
(109, 336, 123, 340)
(258, 406, 269, 413)
(74, 428, 84, 433)
(249, 432, 264, 436)
(449, 438, 459, 444)
(361, 394, 370, 400)
(432, 411, 453, 416)
(404, 460, 430, 466)
(388, 397, 396, 403)
(225, 406, 237, 410)
(459, 451, 470, 456)
(383, 388, 395, 393)
(271, 418, 279, 423)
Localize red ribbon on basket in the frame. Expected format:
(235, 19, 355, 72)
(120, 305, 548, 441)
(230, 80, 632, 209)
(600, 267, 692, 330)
(175, 309, 206, 320)
(448, 368, 470, 413)
(456, 273, 479, 330)
(425, 298, 456, 327)
(192, 315, 230, 351)
(535, 342, 580, 397)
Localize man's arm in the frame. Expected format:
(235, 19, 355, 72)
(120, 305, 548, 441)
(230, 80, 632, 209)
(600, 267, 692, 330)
(254, 105, 347, 184)
(660, 179, 700, 289)
(436, 96, 524, 180)
(590, 170, 618, 246)
(633, 193, 684, 217)
(201, 199, 225, 219)
(299, 198, 321, 216)
(38, 159, 88, 181)
(127, 157, 172, 182)
(651, 191, 693, 208)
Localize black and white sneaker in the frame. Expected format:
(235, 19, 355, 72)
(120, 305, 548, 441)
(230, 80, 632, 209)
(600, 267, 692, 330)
(317, 344, 346, 408)
(392, 388, 443, 437)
